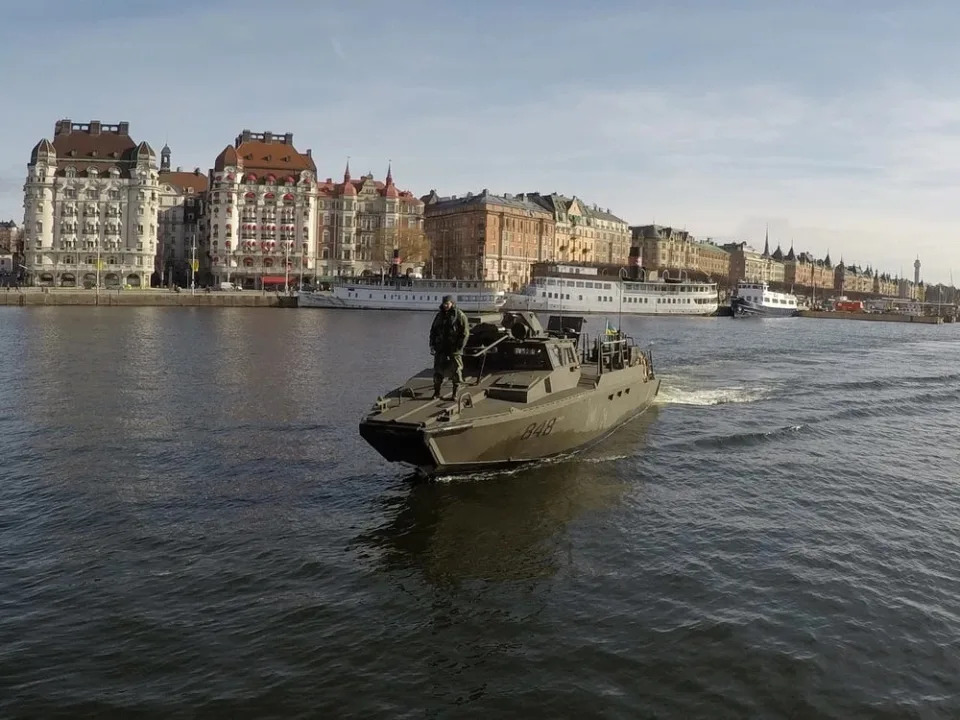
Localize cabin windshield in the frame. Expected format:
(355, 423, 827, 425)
(506, 343, 554, 370)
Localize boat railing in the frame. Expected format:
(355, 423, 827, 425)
(337, 277, 502, 291)
(463, 332, 513, 384)
(581, 331, 654, 377)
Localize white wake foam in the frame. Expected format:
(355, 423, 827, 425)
(656, 384, 768, 406)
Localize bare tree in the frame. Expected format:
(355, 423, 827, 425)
(371, 226, 430, 267)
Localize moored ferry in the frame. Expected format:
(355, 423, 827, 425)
(502, 262, 719, 316)
(298, 276, 506, 311)
(730, 280, 798, 318)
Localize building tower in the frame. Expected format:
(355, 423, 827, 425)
(160, 144, 171, 173)
(914, 256, 921, 286)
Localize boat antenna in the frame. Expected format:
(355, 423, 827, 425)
(617, 275, 623, 333)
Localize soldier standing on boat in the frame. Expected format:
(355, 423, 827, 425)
(429, 295, 470, 399)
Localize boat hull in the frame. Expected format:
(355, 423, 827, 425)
(731, 298, 798, 318)
(502, 293, 717, 317)
(359, 371, 661, 476)
(299, 289, 504, 312)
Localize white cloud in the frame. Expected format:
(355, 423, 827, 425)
(3, 4, 960, 282)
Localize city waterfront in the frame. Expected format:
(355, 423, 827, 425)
(1, 308, 959, 718)
(0, 287, 296, 307)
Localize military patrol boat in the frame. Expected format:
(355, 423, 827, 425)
(358, 311, 661, 477)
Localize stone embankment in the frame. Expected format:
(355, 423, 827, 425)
(797, 310, 943, 324)
(0, 289, 297, 308)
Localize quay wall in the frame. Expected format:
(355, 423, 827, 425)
(0, 290, 297, 308)
(797, 310, 943, 324)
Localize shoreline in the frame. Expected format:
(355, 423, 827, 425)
(0, 289, 297, 308)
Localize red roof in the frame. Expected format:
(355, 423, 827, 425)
(159, 170, 209, 194)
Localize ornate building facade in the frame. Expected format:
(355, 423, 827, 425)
(23, 119, 159, 288)
(631, 225, 730, 281)
(207, 130, 318, 288)
(783, 249, 834, 292)
(834, 262, 876, 295)
(0, 220, 19, 255)
(522, 193, 630, 265)
(158, 145, 208, 287)
(723, 236, 786, 285)
(421, 189, 555, 289)
(316, 164, 424, 278)
(872, 271, 898, 297)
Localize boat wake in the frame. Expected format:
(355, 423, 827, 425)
(656, 383, 768, 406)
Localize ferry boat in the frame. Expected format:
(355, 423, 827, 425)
(502, 263, 719, 316)
(730, 280, 798, 318)
(298, 276, 506, 311)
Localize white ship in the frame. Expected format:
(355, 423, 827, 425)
(502, 263, 719, 316)
(298, 277, 506, 311)
(730, 280, 798, 318)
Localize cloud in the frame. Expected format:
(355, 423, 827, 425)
(3, 3, 960, 282)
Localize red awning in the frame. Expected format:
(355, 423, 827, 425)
(260, 275, 290, 284)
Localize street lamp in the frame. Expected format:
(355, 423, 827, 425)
(299, 240, 305, 290)
(190, 231, 197, 295)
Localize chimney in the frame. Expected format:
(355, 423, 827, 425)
(306, 149, 312, 157)
(504, 193, 513, 199)
(89, 121, 102, 135)
(628, 245, 641, 279)
(118, 121, 129, 135)
(284, 132, 293, 144)
(55, 119, 72, 135)
(239, 130, 252, 145)
(263, 131, 273, 143)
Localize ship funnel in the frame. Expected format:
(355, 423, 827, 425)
(627, 245, 641, 279)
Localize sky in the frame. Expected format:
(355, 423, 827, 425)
(1, 0, 959, 283)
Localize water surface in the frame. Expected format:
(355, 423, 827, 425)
(1, 307, 958, 718)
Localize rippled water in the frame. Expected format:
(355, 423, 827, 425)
(1, 307, 959, 718)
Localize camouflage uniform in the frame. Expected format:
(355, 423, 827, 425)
(430, 301, 470, 398)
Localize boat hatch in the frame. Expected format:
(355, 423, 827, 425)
(487, 371, 547, 402)
(492, 372, 541, 389)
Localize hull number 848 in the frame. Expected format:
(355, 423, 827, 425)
(520, 418, 557, 440)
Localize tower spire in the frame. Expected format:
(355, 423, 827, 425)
(344, 157, 351, 182)
(762, 224, 770, 257)
(385, 159, 393, 185)
(160, 142, 171, 172)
